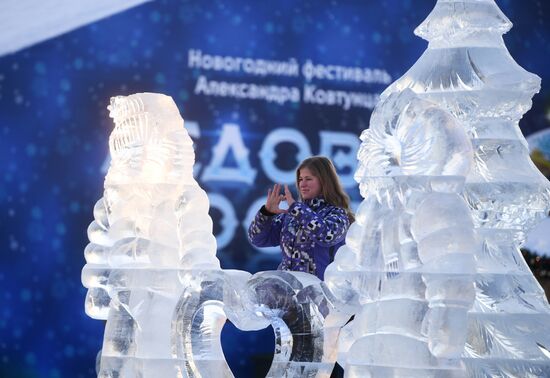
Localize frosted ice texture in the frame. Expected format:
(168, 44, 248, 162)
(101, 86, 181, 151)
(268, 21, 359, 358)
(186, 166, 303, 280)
(327, 0, 550, 376)
(83, 93, 343, 377)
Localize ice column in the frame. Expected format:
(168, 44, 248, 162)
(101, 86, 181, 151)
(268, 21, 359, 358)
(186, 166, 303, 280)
(325, 89, 478, 376)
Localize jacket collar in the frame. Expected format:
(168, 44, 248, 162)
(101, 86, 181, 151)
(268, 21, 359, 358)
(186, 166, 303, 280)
(303, 196, 326, 210)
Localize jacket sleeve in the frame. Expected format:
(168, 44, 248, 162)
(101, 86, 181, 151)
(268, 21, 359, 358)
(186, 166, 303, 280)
(287, 202, 349, 247)
(248, 207, 285, 247)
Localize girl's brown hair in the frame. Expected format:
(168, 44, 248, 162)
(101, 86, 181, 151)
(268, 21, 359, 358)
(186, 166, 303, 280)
(296, 156, 355, 223)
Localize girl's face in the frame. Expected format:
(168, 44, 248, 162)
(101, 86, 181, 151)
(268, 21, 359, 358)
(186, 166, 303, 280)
(298, 167, 322, 200)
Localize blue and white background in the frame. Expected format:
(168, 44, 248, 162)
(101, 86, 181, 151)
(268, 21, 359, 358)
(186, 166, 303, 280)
(0, 0, 549, 377)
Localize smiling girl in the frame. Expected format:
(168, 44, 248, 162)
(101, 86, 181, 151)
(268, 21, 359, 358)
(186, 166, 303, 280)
(248, 156, 354, 280)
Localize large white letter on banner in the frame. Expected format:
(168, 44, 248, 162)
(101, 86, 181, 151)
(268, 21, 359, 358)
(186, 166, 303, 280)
(259, 128, 312, 184)
(202, 123, 257, 184)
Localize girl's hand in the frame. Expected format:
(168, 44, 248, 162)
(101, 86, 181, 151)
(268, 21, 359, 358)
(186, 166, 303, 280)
(284, 185, 295, 207)
(265, 184, 287, 214)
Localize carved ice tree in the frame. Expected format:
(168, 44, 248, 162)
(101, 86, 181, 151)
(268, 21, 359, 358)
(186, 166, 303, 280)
(327, 0, 550, 376)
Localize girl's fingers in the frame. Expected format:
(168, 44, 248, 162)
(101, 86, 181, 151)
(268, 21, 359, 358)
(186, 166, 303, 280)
(267, 184, 285, 211)
(284, 185, 292, 200)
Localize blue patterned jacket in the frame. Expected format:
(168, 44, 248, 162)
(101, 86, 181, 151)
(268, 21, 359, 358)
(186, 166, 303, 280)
(248, 197, 350, 280)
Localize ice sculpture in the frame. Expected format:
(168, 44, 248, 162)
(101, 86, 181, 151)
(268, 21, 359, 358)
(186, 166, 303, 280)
(327, 0, 550, 376)
(227, 271, 349, 377)
(82, 93, 343, 377)
(325, 89, 479, 376)
(81, 92, 237, 377)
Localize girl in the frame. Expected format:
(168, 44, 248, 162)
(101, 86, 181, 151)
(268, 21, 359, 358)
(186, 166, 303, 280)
(248, 156, 354, 280)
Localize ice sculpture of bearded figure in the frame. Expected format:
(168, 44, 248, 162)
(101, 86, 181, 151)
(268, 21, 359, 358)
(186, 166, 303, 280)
(82, 93, 227, 377)
(325, 89, 479, 377)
